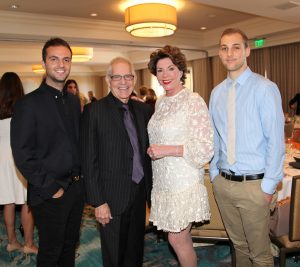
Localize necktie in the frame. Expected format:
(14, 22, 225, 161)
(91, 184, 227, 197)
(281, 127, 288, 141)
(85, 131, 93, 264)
(227, 81, 236, 165)
(122, 104, 144, 184)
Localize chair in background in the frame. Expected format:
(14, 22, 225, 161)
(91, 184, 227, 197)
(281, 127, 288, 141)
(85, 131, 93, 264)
(270, 175, 300, 267)
(191, 175, 236, 267)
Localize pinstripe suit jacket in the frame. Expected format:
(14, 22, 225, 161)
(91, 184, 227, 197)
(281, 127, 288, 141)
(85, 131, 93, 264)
(81, 92, 152, 215)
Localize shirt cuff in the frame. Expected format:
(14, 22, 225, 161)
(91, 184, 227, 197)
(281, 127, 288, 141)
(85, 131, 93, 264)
(261, 177, 278, 194)
(209, 169, 219, 181)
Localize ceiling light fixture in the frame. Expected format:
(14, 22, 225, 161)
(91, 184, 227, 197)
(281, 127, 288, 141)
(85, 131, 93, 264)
(71, 47, 93, 62)
(32, 65, 45, 74)
(125, 3, 177, 37)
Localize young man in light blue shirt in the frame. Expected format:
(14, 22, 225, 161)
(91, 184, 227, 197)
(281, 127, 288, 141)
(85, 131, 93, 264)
(209, 28, 285, 267)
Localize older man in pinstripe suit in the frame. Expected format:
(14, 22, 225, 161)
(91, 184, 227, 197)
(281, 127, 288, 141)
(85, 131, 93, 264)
(81, 57, 152, 267)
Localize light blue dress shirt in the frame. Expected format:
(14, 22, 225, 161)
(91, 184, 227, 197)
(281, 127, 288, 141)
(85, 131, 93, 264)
(209, 67, 285, 194)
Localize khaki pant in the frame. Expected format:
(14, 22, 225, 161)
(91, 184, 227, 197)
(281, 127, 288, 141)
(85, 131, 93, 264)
(212, 174, 274, 267)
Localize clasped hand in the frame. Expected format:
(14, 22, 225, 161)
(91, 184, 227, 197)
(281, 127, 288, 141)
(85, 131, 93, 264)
(147, 144, 165, 160)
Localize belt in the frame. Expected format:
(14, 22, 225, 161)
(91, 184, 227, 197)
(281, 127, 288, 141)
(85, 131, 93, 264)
(220, 171, 264, 182)
(71, 175, 80, 182)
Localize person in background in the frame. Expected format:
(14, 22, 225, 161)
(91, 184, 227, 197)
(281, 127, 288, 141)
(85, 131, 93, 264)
(81, 57, 152, 267)
(144, 88, 157, 112)
(0, 72, 38, 255)
(130, 91, 144, 102)
(147, 45, 213, 267)
(138, 85, 148, 101)
(209, 28, 284, 267)
(88, 90, 97, 103)
(289, 93, 300, 115)
(64, 79, 87, 112)
(11, 38, 84, 267)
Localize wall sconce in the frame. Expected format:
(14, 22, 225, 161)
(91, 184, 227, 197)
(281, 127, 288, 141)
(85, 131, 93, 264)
(125, 3, 177, 37)
(71, 47, 93, 62)
(32, 64, 45, 74)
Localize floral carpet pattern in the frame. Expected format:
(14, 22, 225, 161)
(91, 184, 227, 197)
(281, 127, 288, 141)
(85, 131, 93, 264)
(0, 206, 299, 266)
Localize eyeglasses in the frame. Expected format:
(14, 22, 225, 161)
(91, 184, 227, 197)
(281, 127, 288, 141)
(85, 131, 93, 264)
(110, 74, 135, 81)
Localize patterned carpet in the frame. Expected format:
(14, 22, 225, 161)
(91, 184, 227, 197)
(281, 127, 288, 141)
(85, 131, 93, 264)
(0, 206, 299, 267)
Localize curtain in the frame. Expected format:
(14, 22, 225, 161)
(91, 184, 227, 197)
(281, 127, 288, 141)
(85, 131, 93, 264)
(211, 56, 227, 89)
(141, 68, 152, 89)
(134, 69, 143, 93)
(248, 42, 300, 113)
(191, 58, 212, 104)
(248, 48, 270, 77)
(268, 42, 300, 114)
(134, 68, 153, 97)
(97, 76, 108, 99)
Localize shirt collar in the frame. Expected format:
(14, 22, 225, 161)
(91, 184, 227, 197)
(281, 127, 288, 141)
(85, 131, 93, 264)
(109, 92, 133, 110)
(44, 82, 65, 99)
(227, 67, 252, 88)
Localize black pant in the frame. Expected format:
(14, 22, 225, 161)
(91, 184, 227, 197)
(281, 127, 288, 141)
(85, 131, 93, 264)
(32, 180, 84, 267)
(100, 181, 146, 267)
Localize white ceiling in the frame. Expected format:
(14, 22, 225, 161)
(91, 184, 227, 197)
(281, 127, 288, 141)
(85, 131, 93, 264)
(0, 0, 299, 76)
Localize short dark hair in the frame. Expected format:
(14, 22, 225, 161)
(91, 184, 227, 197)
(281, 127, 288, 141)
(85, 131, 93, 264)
(0, 72, 24, 118)
(42, 37, 72, 62)
(138, 86, 148, 97)
(148, 45, 187, 84)
(220, 28, 249, 48)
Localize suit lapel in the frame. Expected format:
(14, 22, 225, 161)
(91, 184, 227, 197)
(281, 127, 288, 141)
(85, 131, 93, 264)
(105, 93, 128, 137)
(105, 93, 146, 149)
(69, 96, 80, 141)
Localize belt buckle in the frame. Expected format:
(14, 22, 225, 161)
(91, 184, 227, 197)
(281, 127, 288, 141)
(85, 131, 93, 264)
(224, 172, 233, 180)
(73, 175, 80, 181)
(228, 173, 235, 181)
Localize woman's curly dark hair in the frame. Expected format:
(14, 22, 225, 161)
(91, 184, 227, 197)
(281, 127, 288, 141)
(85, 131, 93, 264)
(148, 45, 187, 84)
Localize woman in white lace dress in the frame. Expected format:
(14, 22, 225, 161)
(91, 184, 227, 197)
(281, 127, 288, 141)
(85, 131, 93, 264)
(147, 45, 214, 267)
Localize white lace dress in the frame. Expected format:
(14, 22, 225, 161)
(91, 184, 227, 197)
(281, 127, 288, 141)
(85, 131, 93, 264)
(148, 89, 214, 232)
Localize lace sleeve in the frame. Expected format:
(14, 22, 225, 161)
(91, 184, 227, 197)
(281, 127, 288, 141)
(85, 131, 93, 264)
(183, 93, 214, 168)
